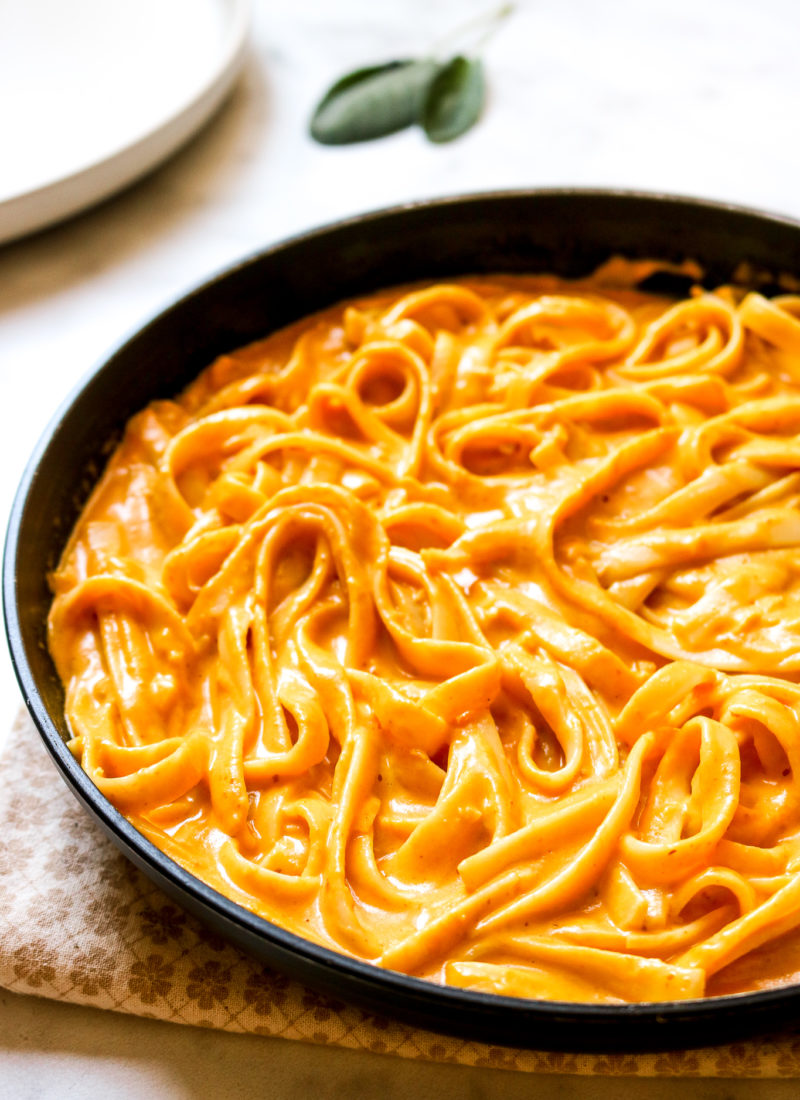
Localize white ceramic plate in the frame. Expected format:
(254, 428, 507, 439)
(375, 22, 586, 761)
(0, 0, 250, 245)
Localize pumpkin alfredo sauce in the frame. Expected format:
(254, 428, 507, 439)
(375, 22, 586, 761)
(49, 271, 800, 1003)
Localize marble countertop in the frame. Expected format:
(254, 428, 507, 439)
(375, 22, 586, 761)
(3, 0, 800, 1094)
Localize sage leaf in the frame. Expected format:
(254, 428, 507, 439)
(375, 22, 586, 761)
(422, 56, 485, 144)
(310, 59, 440, 145)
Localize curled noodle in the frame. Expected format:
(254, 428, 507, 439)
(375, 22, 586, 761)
(49, 273, 800, 1004)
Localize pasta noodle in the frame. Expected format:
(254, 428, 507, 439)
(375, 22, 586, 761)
(47, 269, 800, 1004)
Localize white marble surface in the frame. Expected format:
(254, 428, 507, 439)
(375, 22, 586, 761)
(2, 0, 800, 1094)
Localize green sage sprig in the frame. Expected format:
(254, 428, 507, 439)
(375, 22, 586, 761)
(309, 5, 513, 146)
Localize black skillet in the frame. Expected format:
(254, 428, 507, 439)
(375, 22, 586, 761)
(6, 189, 800, 1051)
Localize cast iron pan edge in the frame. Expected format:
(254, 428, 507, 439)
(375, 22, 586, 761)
(6, 189, 800, 1052)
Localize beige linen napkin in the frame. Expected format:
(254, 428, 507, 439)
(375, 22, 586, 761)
(3, 708, 800, 1078)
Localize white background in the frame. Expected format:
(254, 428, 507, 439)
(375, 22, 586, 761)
(2, 0, 800, 1095)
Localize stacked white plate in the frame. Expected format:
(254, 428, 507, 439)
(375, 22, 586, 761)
(0, 0, 250, 245)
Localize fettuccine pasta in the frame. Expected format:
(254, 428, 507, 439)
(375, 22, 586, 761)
(48, 270, 800, 1004)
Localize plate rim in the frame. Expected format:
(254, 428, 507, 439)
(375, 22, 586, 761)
(0, 0, 251, 246)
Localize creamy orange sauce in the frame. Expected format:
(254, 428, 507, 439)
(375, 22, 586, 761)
(48, 272, 800, 1003)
